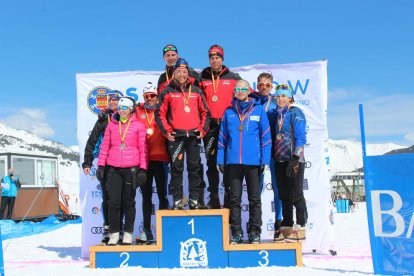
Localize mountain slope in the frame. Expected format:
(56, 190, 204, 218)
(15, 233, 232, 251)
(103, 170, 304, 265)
(328, 139, 405, 175)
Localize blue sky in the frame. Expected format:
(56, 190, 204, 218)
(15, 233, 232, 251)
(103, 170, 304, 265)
(1, 0, 413, 146)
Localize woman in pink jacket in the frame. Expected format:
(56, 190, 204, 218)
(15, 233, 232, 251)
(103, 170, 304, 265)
(97, 97, 148, 245)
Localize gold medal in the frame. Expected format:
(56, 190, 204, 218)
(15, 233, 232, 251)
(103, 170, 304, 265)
(120, 143, 126, 150)
(141, 114, 146, 119)
(147, 128, 154, 135)
(238, 124, 244, 132)
(184, 105, 191, 113)
(276, 134, 282, 140)
(212, 95, 218, 102)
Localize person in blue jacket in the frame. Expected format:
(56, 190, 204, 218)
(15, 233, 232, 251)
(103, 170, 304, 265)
(217, 79, 271, 244)
(268, 84, 308, 242)
(255, 72, 283, 240)
(0, 168, 21, 219)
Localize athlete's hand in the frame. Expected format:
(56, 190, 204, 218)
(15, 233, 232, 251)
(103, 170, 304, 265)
(166, 131, 176, 142)
(195, 129, 204, 139)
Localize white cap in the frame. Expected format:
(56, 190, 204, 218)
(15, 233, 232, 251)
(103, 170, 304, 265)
(118, 97, 134, 109)
(143, 82, 157, 95)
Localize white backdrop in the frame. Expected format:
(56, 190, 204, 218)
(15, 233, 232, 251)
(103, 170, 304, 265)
(76, 61, 333, 258)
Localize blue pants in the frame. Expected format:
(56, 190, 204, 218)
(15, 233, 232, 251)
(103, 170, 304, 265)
(260, 158, 282, 222)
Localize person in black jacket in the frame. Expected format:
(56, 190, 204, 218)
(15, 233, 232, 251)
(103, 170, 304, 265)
(82, 90, 123, 244)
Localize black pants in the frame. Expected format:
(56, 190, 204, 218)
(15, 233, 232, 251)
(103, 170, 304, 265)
(275, 161, 307, 227)
(227, 164, 262, 235)
(203, 120, 220, 195)
(0, 196, 16, 219)
(168, 136, 202, 201)
(100, 177, 109, 227)
(141, 161, 169, 231)
(106, 166, 137, 233)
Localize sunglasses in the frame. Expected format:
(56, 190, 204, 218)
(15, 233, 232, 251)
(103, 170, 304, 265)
(144, 94, 157, 99)
(107, 94, 121, 101)
(118, 106, 130, 111)
(275, 84, 290, 90)
(234, 87, 250, 93)
(163, 46, 177, 52)
(258, 83, 272, 89)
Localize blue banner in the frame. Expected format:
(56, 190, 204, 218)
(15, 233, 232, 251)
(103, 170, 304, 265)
(0, 227, 4, 275)
(364, 153, 414, 275)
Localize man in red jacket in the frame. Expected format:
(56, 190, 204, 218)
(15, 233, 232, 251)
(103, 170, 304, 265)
(199, 45, 241, 209)
(155, 58, 211, 210)
(157, 44, 208, 208)
(135, 82, 170, 244)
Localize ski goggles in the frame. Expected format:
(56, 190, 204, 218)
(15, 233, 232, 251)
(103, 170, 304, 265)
(107, 94, 121, 101)
(118, 106, 130, 111)
(275, 84, 290, 91)
(234, 87, 250, 93)
(163, 46, 177, 52)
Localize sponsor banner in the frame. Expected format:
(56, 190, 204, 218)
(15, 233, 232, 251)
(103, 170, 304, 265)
(76, 61, 332, 257)
(363, 153, 414, 275)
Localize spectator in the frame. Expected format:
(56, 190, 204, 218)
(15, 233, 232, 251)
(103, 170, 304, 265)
(0, 168, 21, 219)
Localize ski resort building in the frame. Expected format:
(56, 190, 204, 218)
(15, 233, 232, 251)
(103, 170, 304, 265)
(330, 171, 365, 201)
(0, 151, 59, 220)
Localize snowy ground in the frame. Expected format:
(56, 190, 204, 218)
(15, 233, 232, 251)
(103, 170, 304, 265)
(2, 203, 373, 276)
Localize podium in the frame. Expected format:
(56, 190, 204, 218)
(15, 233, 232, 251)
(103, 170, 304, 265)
(90, 209, 302, 268)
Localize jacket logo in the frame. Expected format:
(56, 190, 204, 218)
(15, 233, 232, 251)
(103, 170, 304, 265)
(250, 115, 260, 122)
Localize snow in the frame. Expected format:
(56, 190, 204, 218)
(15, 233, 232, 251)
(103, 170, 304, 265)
(2, 203, 373, 275)
(328, 139, 405, 175)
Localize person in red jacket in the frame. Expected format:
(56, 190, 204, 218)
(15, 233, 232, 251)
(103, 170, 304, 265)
(199, 44, 241, 209)
(155, 58, 211, 210)
(135, 82, 170, 244)
(96, 96, 148, 245)
(157, 44, 208, 208)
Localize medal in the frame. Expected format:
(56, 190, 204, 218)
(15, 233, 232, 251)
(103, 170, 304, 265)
(119, 117, 132, 151)
(147, 128, 154, 135)
(141, 114, 146, 119)
(184, 105, 191, 113)
(235, 102, 253, 133)
(276, 134, 282, 140)
(212, 95, 218, 102)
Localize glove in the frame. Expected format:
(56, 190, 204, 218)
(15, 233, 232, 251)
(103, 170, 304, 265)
(96, 166, 105, 182)
(137, 169, 147, 187)
(98, 108, 109, 121)
(217, 165, 225, 174)
(286, 159, 300, 177)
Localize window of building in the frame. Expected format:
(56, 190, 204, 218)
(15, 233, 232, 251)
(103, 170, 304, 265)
(11, 157, 57, 187)
(0, 158, 5, 177)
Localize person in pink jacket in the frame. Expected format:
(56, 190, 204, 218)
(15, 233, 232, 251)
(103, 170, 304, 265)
(96, 96, 148, 245)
